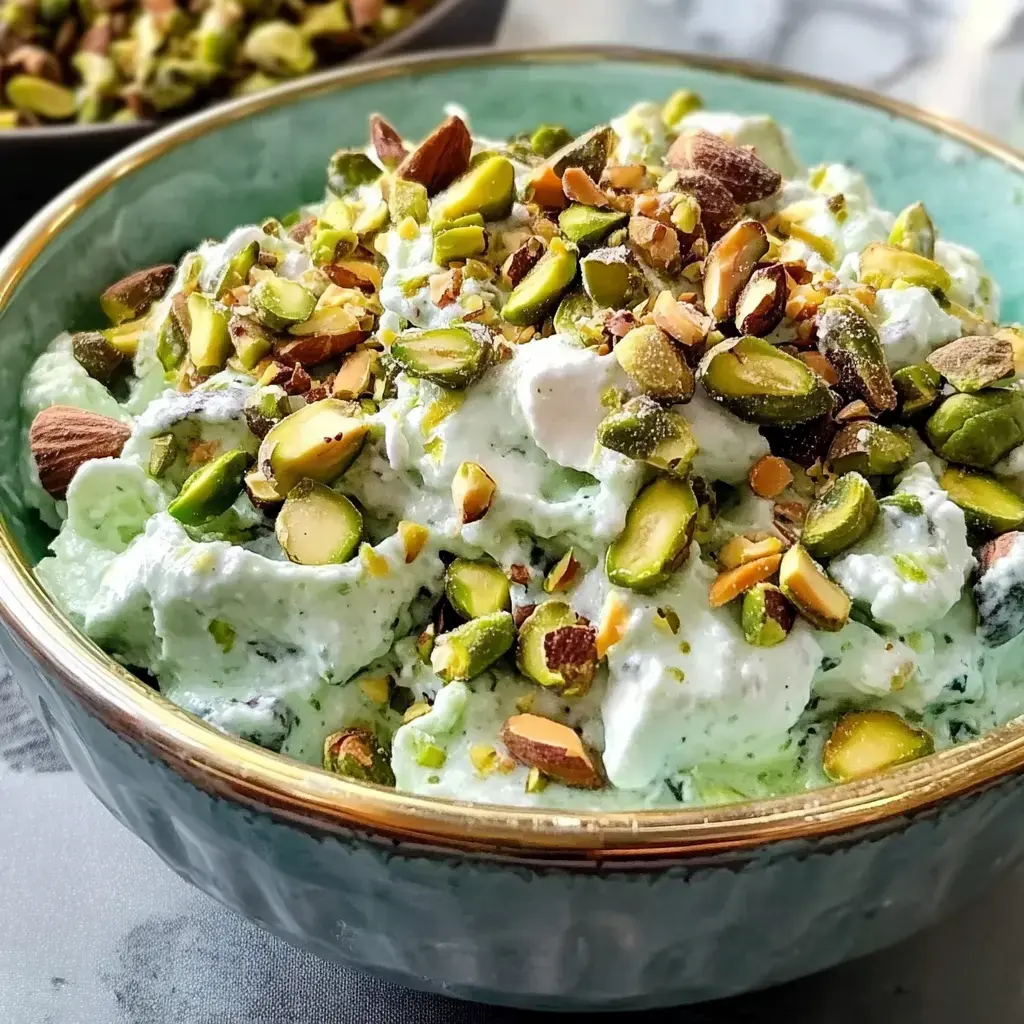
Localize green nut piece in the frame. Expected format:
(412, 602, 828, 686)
(388, 178, 429, 224)
(530, 124, 573, 158)
(243, 385, 290, 439)
(879, 493, 925, 516)
(327, 149, 383, 198)
(892, 363, 941, 420)
(606, 476, 698, 592)
(323, 727, 395, 787)
(615, 325, 695, 404)
(596, 395, 699, 476)
(580, 247, 643, 309)
(156, 312, 187, 371)
(662, 88, 703, 129)
(816, 294, 896, 413)
(432, 225, 487, 265)
(925, 390, 1024, 468)
(552, 291, 598, 343)
(390, 325, 491, 389)
(778, 544, 851, 632)
(926, 335, 1015, 393)
(431, 213, 485, 235)
(501, 241, 578, 326)
(244, 468, 285, 514)
(889, 201, 936, 259)
(215, 241, 259, 299)
(741, 582, 796, 648)
(309, 224, 357, 267)
(100, 263, 176, 325)
(249, 276, 316, 331)
(258, 399, 369, 493)
(445, 557, 511, 619)
(168, 448, 249, 527)
(822, 710, 933, 783)
(547, 124, 617, 181)
(147, 434, 178, 479)
(228, 314, 273, 370)
(187, 292, 233, 376)
(431, 155, 516, 225)
(242, 20, 316, 76)
(515, 600, 596, 695)
(858, 242, 952, 294)
(430, 611, 516, 682)
(276, 478, 363, 565)
(558, 203, 628, 247)
(71, 330, 123, 383)
(939, 466, 1024, 535)
(801, 472, 879, 559)
(5, 75, 76, 120)
(827, 421, 914, 477)
(698, 336, 835, 425)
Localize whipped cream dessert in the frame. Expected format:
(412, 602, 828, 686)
(22, 93, 1024, 809)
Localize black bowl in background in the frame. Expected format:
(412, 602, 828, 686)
(0, 0, 507, 243)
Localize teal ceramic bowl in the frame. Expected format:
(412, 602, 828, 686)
(3, 48, 1024, 1011)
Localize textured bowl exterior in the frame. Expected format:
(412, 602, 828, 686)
(4, 52, 1024, 1009)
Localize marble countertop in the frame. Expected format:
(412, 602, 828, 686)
(6, 1, 1024, 1020)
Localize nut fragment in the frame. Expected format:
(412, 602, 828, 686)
(702, 219, 769, 323)
(452, 461, 496, 523)
(801, 472, 878, 559)
(30, 405, 131, 499)
(614, 325, 695, 404)
(748, 454, 793, 499)
(652, 290, 712, 347)
(501, 237, 544, 288)
(734, 263, 787, 336)
(562, 166, 609, 208)
(822, 710, 933, 783)
(430, 611, 516, 682)
(669, 168, 741, 242)
(628, 214, 680, 273)
(500, 714, 604, 789)
(939, 467, 1024, 535)
(666, 129, 782, 203)
(543, 624, 599, 695)
(323, 727, 395, 786)
(397, 115, 472, 196)
(927, 336, 1015, 393)
(708, 553, 782, 608)
(718, 533, 785, 570)
(369, 113, 406, 168)
(741, 582, 796, 647)
(100, 263, 175, 325)
(978, 531, 1022, 573)
(778, 544, 851, 631)
(815, 295, 896, 413)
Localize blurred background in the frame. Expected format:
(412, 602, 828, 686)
(4, 0, 1024, 1021)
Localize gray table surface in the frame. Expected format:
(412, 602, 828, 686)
(6, 1, 1024, 1020)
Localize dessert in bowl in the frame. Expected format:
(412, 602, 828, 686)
(4, 49, 1024, 1009)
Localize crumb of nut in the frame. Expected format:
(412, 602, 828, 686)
(748, 455, 794, 500)
(509, 564, 531, 586)
(562, 166, 610, 208)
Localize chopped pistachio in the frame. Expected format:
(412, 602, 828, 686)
(516, 601, 587, 692)
(388, 178, 429, 224)
(6, 74, 75, 119)
(741, 582, 795, 647)
(71, 330, 123, 384)
(244, 468, 285, 514)
(614, 325, 695, 404)
(552, 291, 598, 343)
(606, 477, 698, 591)
(547, 124, 616, 180)
(892, 363, 942, 421)
(858, 242, 952, 293)
(925, 390, 1024, 469)
(432, 225, 487, 265)
(186, 292, 232, 376)
(249, 276, 316, 331)
(544, 549, 581, 594)
(445, 558, 511, 619)
(558, 203, 628, 248)
(430, 611, 516, 682)
(579, 247, 643, 309)
(778, 545, 851, 632)
(816, 294, 896, 413)
(662, 88, 703, 129)
(702, 219, 769, 323)
(215, 241, 259, 299)
(530, 124, 573, 158)
(801, 472, 878, 559)
(432, 155, 515, 225)
(927, 335, 1015, 393)
(451, 461, 496, 524)
(501, 240, 578, 327)
(698, 336, 835, 425)
(167, 448, 249, 527)
(939, 467, 1024, 535)
(100, 263, 175, 325)
(889, 201, 936, 259)
(147, 434, 178, 479)
(275, 478, 363, 565)
(596, 395, 698, 476)
(390, 325, 491, 389)
(827, 421, 913, 477)
(822, 710, 933, 782)
(323, 727, 395, 787)
(228, 314, 273, 370)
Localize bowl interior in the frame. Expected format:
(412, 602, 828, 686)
(2, 49, 1024, 830)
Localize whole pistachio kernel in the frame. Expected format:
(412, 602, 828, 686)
(501, 240, 579, 327)
(323, 727, 395, 787)
(430, 611, 517, 682)
(276, 479, 363, 565)
(5, 74, 76, 119)
(249, 276, 316, 331)
(939, 467, 1024, 535)
(889, 201, 936, 259)
(168, 448, 250, 527)
(925, 390, 1024, 469)
(816, 294, 896, 413)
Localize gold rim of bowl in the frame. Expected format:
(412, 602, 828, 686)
(2, 45, 1023, 860)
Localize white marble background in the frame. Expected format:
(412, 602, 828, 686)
(5, 1, 1024, 1020)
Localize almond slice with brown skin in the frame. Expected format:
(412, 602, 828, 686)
(397, 115, 472, 196)
(979, 531, 1022, 573)
(369, 113, 406, 168)
(667, 129, 782, 204)
(734, 263, 787, 336)
(30, 406, 131, 499)
(708, 553, 782, 608)
(500, 714, 604, 789)
(562, 167, 610, 208)
(702, 219, 769, 322)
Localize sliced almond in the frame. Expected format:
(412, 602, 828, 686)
(397, 115, 472, 196)
(652, 290, 712, 346)
(275, 330, 364, 367)
(501, 237, 545, 288)
(718, 534, 785, 570)
(734, 263, 787, 336)
(500, 714, 604, 789)
(748, 455, 794, 499)
(30, 405, 131, 499)
(325, 260, 382, 292)
(797, 350, 839, 386)
(628, 215, 680, 274)
(369, 112, 406, 167)
(525, 166, 568, 210)
(702, 219, 769, 322)
(667, 129, 782, 203)
(708, 553, 781, 608)
(562, 166, 609, 208)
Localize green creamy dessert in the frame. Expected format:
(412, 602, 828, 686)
(22, 96, 1024, 810)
